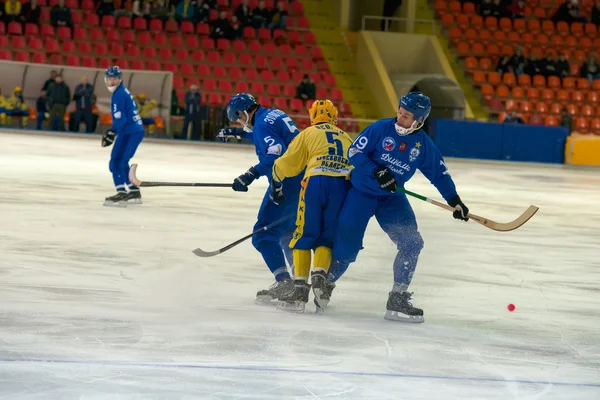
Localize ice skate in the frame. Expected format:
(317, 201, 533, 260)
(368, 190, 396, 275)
(255, 278, 294, 305)
(311, 270, 333, 313)
(384, 291, 424, 323)
(277, 281, 310, 313)
(103, 192, 128, 207)
(125, 190, 142, 204)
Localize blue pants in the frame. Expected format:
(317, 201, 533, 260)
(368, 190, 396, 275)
(253, 174, 303, 280)
(36, 112, 45, 130)
(182, 112, 198, 140)
(290, 175, 349, 251)
(330, 188, 424, 289)
(109, 130, 144, 191)
(72, 108, 94, 133)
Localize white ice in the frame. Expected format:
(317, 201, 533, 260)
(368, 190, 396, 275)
(0, 131, 599, 400)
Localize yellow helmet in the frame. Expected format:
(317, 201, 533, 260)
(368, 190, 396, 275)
(138, 93, 146, 100)
(15, 86, 22, 92)
(309, 99, 338, 126)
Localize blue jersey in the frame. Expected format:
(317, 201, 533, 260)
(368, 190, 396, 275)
(242, 106, 299, 179)
(348, 118, 457, 202)
(111, 83, 144, 135)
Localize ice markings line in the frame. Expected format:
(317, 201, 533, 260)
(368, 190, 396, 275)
(1, 358, 600, 388)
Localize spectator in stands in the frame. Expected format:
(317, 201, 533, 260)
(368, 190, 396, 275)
(496, 54, 513, 76)
(381, 0, 402, 31)
(491, 0, 510, 19)
(175, 0, 195, 25)
(592, 1, 600, 25)
(6, 86, 29, 127)
(135, 93, 157, 134)
(231, 15, 243, 39)
(36, 90, 48, 131)
(171, 89, 183, 116)
(46, 74, 70, 131)
(509, 0, 525, 19)
(4, 0, 23, 24)
(503, 112, 525, 124)
(542, 52, 558, 78)
(510, 46, 526, 76)
(525, 53, 544, 77)
(195, 0, 211, 23)
(150, 0, 170, 25)
(556, 53, 570, 78)
(210, 10, 233, 39)
(96, 0, 116, 19)
(72, 75, 94, 133)
(42, 70, 57, 92)
(235, 0, 251, 27)
(131, 0, 143, 19)
(580, 53, 600, 84)
(22, 0, 40, 26)
(552, 0, 587, 24)
(51, 0, 73, 34)
(296, 74, 316, 101)
(560, 107, 573, 133)
(268, 1, 287, 31)
(252, 0, 270, 29)
(140, 1, 152, 22)
(479, 0, 494, 18)
(182, 83, 201, 140)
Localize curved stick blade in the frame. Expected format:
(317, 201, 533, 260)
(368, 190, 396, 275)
(192, 248, 221, 257)
(470, 205, 539, 232)
(129, 164, 142, 186)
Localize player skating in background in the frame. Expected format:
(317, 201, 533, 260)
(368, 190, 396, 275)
(328, 92, 470, 323)
(269, 100, 352, 313)
(216, 93, 303, 303)
(101, 66, 145, 207)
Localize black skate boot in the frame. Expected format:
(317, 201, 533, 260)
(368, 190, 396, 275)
(104, 192, 128, 207)
(311, 270, 332, 313)
(277, 280, 310, 313)
(124, 190, 142, 205)
(255, 278, 294, 305)
(384, 291, 424, 323)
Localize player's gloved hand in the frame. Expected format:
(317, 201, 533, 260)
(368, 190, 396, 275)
(269, 180, 285, 205)
(232, 166, 258, 192)
(216, 127, 241, 142)
(101, 129, 116, 147)
(449, 194, 469, 221)
(374, 166, 397, 193)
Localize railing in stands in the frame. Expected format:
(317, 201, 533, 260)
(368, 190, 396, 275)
(361, 16, 437, 35)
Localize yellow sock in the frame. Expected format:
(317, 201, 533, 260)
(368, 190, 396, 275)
(293, 249, 311, 280)
(0, 114, 6, 125)
(314, 246, 332, 273)
(149, 125, 155, 134)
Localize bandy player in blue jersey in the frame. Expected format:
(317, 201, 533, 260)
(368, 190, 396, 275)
(217, 93, 303, 303)
(329, 92, 470, 323)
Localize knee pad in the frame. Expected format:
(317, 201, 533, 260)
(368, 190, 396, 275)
(397, 232, 424, 255)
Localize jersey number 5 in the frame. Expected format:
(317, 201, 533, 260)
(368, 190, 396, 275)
(282, 117, 298, 134)
(326, 131, 344, 156)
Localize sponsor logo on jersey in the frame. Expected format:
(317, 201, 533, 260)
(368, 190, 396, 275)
(380, 153, 411, 175)
(382, 137, 396, 151)
(348, 147, 359, 158)
(399, 142, 407, 152)
(409, 142, 421, 162)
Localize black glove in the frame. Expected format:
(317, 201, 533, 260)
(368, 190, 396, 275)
(269, 180, 285, 205)
(216, 127, 242, 142)
(374, 166, 397, 193)
(101, 129, 115, 147)
(449, 194, 469, 221)
(232, 166, 258, 192)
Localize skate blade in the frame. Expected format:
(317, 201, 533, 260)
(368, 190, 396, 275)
(277, 301, 306, 313)
(312, 289, 329, 312)
(103, 201, 127, 207)
(255, 295, 277, 306)
(127, 199, 143, 205)
(384, 311, 424, 323)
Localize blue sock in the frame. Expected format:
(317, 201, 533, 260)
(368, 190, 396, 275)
(392, 250, 418, 291)
(115, 184, 127, 193)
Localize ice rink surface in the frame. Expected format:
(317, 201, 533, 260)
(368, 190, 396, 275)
(1, 131, 599, 399)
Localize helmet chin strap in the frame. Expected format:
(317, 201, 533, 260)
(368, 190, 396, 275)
(395, 120, 422, 136)
(240, 110, 253, 132)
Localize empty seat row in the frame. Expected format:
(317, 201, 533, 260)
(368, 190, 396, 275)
(473, 72, 598, 91)
(481, 85, 600, 102)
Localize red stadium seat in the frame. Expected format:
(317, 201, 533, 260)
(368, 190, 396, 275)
(106, 29, 120, 43)
(133, 17, 147, 30)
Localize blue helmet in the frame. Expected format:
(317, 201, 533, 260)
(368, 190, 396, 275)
(226, 93, 257, 122)
(396, 92, 431, 135)
(104, 65, 122, 93)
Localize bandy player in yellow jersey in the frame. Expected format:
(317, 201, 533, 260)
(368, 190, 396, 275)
(269, 100, 353, 313)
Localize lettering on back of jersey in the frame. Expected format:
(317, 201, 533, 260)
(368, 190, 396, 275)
(380, 153, 411, 175)
(264, 109, 285, 125)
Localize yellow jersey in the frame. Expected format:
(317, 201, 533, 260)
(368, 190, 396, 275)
(273, 123, 353, 183)
(137, 100, 157, 118)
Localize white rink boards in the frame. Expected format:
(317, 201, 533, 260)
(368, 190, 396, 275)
(0, 132, 599, 399)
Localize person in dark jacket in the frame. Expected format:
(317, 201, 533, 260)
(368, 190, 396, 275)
(42, 70, 57, 92)
(22, 0, 41, 25)
(295, 74, 316, 100)
(182, 83, 201, 140)
(210, 10, 232, 39)
(510, 46, 526, 75)
(525, 53, 544, 76)
(72, 75, 94, 133)
(36, 90, 48, 130)
(556, 53, 570, 78)
(251, 0, 270, 28)
(580, 53, 600, 84)
(503, 112, 525, 124)
(235, 0, 251, 26)
(496, 54, 513, 75)
(46, 74, 71, 131)
(592, 0, 600, 25)
(51, 0, 72, 33)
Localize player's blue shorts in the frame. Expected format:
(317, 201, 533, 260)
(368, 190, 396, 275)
(290, 175, 349, 251)
(141, 117, 155, 125)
